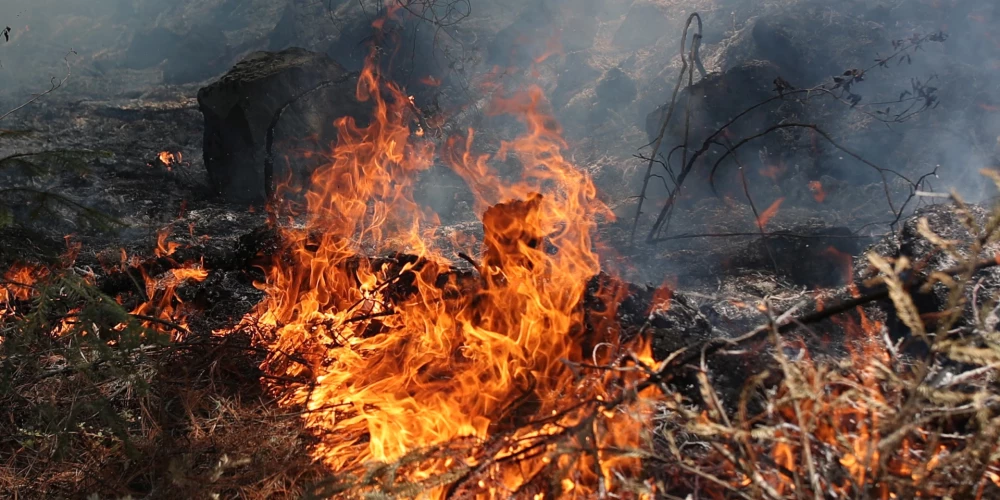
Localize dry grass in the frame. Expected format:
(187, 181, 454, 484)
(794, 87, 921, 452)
(3, 187, 1000, 499)
(0, 324, 325, 499)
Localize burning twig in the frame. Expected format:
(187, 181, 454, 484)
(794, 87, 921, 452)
(722, 136, 780, 275)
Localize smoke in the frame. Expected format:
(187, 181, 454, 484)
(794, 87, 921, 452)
(1, 0, 998, 249)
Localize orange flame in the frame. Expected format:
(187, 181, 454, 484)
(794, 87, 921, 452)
(0, 263, 46, 305)
(236, 40, 643, 496)
(157, 151, 182, 171)
(648, 277, 675, 315)
(757, 197, 784, 228)
(128, 260, 207, 338)
(759, 163, 785, 182)
(808, 180, 826, 203)
(533, 30, 564, 65)
(154, 227, 180, 257)
(420, 75, 442, 87)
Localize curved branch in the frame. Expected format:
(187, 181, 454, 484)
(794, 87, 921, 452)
(628, 13, 702, 247)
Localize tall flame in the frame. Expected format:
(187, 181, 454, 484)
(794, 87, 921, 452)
(241, 43, 641, 495)
(232, 38, 637, 497)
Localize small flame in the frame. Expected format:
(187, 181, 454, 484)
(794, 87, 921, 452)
(419, 75, 442, 87)
(154, 227, 180, 257)
(533, 30, 564, 64)
(757, 197, 785, 228)
(648, 277, 675, 314)
(759, 163, 785, 182)
(808, 180, 826, 203)
(156, 150, 182, 171)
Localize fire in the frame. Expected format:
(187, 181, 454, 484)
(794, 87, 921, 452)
(419, 75, 442, 87)
(532, 30, 564, 65)
(758, 163, 785, 182)
(648, 278, 675, 314)
(1, 262, 49, 327)
(155, 226, 180, 257)
(757, 197, 784, 228)
(128, 262, 207, 339)
(236, 35, 647, 495)
(0, 262, 46, 305)
(808, 180, 826, 203)
(131, 229, 207, 337)
(156, 150, 183, 171)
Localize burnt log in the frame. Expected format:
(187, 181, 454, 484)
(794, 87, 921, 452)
(197, 48, 368, 203)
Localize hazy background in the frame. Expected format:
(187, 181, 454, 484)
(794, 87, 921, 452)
(1, 0, 998, 244)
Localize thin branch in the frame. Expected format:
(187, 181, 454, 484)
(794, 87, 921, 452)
(0, 50, 76, 123)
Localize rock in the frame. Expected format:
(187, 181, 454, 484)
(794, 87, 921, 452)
(733, 224, 867, 287)
(612, 1, 667, 50)
(551, 51, 602, 109)
(719, 7, 885, 87)
(197, 48, 367, 203)
(860, 204, 1000, 286)
(643, 60, 809, 194)
(645, 60, 781, 146)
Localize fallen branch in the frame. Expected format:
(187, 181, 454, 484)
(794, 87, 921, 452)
(662, 254, 1000, 376)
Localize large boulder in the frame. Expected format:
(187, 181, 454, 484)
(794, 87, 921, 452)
(197, 48, 367, 203)
(643, 61, 813, 195)
(644, 61, 783, 147)
(718, 7, 885, 88)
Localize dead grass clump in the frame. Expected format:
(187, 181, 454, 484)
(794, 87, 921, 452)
(0, 268, 325, 498)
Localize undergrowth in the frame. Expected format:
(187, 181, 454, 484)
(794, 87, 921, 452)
(3, 180, 1000, 498)
(0, 261, 323, 498)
